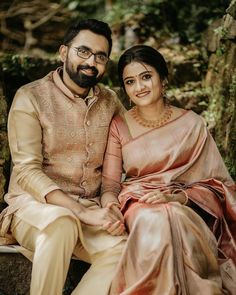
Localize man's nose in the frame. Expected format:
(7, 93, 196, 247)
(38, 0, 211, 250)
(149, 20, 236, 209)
(86, 54, 96, 66)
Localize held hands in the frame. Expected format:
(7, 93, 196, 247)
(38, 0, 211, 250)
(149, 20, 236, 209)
(102, 202, 126, 236)
(76, 203, 126, 236)
(76, 205, 121, 226)
(46, 189, 126, 235)
(139, 190, 188, 205)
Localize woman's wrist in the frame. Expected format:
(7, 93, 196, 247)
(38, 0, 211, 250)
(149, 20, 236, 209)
(101, 192, 120, 208)
(105, 201, 121, 209)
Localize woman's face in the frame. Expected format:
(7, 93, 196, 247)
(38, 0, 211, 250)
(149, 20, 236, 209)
(122, 62, 164, 107)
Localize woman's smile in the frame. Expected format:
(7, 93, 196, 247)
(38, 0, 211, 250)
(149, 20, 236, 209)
(136, 90, 151, 98)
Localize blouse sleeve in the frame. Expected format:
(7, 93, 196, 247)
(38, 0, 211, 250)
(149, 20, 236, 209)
(101, 117, 123, 196)
(8, 88, 60, 203)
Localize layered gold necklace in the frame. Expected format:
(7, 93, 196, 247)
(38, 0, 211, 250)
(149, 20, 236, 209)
(130, 104, 173, 128)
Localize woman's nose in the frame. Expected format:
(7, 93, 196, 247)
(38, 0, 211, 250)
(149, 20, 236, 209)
(136, 80, 145, 91)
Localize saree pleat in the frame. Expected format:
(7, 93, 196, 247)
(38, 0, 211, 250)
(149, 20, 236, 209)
(110, 202, 223, 295)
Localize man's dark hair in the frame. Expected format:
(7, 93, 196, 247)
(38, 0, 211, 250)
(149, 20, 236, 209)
(63, 19, 112, 56)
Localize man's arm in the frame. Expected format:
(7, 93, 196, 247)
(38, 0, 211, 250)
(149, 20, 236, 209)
(46, 189, 122, 226)
(8, 88, 60, 202)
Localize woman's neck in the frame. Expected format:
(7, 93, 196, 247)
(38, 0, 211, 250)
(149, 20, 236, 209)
(136, 100, 165, 121)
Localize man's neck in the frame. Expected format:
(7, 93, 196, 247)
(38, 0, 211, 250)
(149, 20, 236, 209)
(61, 70, 90, 98)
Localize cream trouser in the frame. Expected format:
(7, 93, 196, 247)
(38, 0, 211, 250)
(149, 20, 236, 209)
(11, 213, 126, 295)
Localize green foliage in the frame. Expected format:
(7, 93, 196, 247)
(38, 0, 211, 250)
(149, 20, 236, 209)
(1, 54, 59, 78)
(64, 0, 229, 44)
(226, 73, 236, 179)
(58, 0, 229, 43)
(61, 0, 105, 19)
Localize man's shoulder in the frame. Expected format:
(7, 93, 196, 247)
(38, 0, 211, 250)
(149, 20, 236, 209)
(19, 71, 54, 93)
(96, 84, 118, 100)
(97, 84, 125, 114)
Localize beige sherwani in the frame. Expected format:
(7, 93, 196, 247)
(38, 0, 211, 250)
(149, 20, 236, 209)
(0, 68, 126, 295)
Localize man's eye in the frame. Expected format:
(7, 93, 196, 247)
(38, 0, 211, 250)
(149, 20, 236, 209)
(97, 55, 106, 62)
(78, 48, 89, 54)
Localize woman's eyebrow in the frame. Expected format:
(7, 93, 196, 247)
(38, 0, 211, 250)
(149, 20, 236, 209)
(123, 70, 152, 81)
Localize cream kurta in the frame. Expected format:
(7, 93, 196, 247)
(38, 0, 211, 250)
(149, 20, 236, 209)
(0, 67, 125, 250)
(0, 67, 127, 295)
(102, 111, 236, 295)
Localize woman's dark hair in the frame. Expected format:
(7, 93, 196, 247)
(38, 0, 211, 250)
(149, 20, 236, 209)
(118, 45, 168, 88)
(63, 19, 112, 56)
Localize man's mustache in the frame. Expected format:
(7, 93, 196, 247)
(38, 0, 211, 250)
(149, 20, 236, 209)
(78, 64, 98, 76)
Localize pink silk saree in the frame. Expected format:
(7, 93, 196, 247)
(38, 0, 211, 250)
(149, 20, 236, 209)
(102, 110, 236, 295)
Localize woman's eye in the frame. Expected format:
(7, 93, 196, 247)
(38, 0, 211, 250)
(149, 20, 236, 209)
(143, 74, 152, 80)
(125, 80, 134, 85)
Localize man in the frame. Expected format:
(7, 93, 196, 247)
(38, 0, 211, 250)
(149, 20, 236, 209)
(0, 19, 126, 295)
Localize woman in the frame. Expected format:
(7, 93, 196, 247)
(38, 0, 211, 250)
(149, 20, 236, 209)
(101, 45, 236, 294)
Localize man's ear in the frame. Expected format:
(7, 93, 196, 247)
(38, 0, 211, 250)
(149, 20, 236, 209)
(59, 45, 67, 63)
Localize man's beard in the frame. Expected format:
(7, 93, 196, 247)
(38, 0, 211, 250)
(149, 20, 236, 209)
(66, 59, 101, 88)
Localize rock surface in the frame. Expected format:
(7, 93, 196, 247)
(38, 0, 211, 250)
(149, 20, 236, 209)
(0, 251, 90, 295)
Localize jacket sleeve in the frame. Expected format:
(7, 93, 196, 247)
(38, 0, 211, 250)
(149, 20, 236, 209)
(8, 88, 60, 202)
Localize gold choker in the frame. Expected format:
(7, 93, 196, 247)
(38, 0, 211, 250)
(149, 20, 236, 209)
(131, 105, 173, 128)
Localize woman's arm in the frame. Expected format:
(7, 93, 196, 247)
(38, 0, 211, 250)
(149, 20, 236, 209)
(100, 117, 126, 235)
(101, 117, 124, 204)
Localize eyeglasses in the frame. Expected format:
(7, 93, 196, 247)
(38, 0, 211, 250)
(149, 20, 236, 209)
(71, 46, 109, 65)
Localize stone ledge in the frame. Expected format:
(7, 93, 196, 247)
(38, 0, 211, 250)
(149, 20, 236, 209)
(0, 245, 90, 295)
(0, 252, 31, 295)
(0, 245, 19, 253)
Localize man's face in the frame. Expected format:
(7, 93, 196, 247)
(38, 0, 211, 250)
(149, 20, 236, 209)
(63, 30, 109, 88)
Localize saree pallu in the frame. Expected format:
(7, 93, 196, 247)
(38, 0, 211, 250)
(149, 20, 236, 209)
(102, 111, 236, 294)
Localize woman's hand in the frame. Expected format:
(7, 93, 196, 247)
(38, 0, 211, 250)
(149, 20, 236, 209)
(139, 190, 188, 205)
(102, 202, 126, 236)
(102, 220, 126, 236)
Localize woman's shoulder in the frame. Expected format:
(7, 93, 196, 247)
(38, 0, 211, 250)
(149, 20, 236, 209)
(111, 113, 127, 125)
(172, 106, 206, 127)
(110, 113, 130, 132)
(110, 113, 132, 141)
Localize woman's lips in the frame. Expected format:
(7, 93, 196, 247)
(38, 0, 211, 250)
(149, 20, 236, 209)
(136, 91, 150, 98)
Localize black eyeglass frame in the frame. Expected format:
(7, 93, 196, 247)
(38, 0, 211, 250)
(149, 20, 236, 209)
(70, 45, 109, 65)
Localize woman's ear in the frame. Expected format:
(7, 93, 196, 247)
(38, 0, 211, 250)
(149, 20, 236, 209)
(162, 79, 168, 88)
(59, 45, 67, 63)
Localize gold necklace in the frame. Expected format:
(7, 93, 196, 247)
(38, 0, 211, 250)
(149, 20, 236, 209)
(131, 105, 173, 128)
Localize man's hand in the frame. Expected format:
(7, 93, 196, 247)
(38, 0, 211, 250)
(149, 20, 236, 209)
(101, 203, 126, 236)
(46, 189, 126, 233)
(74, 206, 123, 227)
